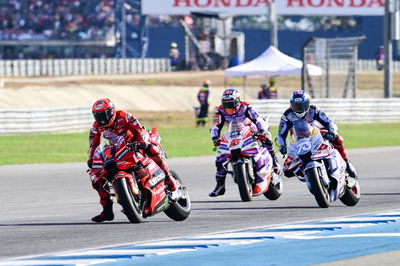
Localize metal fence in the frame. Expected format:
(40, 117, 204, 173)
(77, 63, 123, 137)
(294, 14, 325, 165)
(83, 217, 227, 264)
(252, 98, 400, 125)
(0, 58, 171, 77)
(0, 99, 399, 134)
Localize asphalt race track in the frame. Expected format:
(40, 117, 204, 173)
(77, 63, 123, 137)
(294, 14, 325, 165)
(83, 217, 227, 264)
(0, 146, 399, 262)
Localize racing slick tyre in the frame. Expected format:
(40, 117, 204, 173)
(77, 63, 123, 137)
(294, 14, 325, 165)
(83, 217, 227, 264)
(305, 167, 330, 208)
(340, 178, 361, 206)
(114, 177, 143, 223)
(234, 162, 252, 202)
(264, 173, 283, 200)
(164, 170, 191, 221)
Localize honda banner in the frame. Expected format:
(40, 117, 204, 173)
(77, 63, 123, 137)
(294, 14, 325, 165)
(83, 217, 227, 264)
(142, 0, 384, 16)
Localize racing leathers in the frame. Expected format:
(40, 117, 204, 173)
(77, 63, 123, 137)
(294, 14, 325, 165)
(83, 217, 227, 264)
(209, 102, 279, 197)
(276, 105, 357, 178)
(87, 110, 176, 222)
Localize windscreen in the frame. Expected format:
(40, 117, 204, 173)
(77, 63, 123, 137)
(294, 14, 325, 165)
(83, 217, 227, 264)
(228, 121, 246, 138)
(292, 121, 312, 140)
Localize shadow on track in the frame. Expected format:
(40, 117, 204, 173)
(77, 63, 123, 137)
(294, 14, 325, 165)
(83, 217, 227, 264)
(191, 206, 332, 211)
(0, 220, 169, 227)
(363, 192, 400, 196)
(191, 200, 244, 203)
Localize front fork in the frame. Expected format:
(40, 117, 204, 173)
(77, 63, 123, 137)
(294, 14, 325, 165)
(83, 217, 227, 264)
(231, 158, 255, 185)
(304, 161, 330, 193)
(112, 171, 140, 197)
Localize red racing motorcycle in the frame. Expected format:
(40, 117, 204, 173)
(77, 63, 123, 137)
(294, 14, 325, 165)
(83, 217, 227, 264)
(88, 128, 191, 223)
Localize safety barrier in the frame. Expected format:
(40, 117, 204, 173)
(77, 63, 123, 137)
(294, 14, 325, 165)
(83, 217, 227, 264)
(0, 99, 399, 134)
(0, 58, 397, 77)
(251, 98, 400, 125)
(0, 106, 92, 134)
(0, 58, 171, 77)
(311, 59, 400, 71)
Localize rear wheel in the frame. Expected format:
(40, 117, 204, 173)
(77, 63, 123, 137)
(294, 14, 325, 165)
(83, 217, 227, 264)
(114, 178, 143, 223)
(264, 173, 283, 200)
(234, 162, 252, 202)
(340, 178, 361, 206)
(164, 170, 191, 221)
(305, 167, 330, 208)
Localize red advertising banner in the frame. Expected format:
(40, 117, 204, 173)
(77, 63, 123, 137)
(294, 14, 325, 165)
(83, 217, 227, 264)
(142, 0, 384, 16)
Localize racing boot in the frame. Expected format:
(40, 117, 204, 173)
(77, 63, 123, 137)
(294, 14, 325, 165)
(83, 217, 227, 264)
(345, 160, 357, 178)
(91, 198, 114, 223)
(152, 155, 178, 191)
(209, 175, 226, 197)
(269, 150, 283, 175)
(164, 171, 179, 192)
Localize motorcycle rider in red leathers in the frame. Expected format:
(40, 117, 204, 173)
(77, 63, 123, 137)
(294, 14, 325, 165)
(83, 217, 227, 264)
(87, 98, 178, 222)
(209, 88, 280, 197)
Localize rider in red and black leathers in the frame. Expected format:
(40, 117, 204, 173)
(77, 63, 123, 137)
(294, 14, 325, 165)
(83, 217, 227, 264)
(209, 88, 280, 197)
(276, 90, 357, 178)
(87, 98, 177, 222)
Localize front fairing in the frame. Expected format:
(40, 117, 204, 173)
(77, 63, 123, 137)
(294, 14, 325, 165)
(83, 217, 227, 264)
(218, 121, 259, 161)
(289, 122, 332, 159)
(90, 136, 138, 176)
(285, 122, 332, 178)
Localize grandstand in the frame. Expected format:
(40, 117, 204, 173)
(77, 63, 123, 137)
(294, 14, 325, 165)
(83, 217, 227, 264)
(0, 0, 122, 59)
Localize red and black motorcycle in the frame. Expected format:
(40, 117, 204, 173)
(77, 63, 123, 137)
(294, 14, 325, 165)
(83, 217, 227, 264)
(88, 128, 191, 223)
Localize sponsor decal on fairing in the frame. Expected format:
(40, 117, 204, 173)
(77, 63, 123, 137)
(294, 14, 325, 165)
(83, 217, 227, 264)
(148, 169, 165, 189)
(115, 148, 129, 161)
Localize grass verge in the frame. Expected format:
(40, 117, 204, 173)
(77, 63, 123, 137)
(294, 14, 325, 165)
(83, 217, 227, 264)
(0, 122, 399, 165)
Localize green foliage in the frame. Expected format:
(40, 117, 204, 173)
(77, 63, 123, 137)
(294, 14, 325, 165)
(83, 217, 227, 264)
(0, 123, 399, 165)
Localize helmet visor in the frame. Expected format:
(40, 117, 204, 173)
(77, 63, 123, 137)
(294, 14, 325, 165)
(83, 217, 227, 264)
(291, 102, 309, 114)
(222, 100, 235, 110)
(93, 109, 112, 126)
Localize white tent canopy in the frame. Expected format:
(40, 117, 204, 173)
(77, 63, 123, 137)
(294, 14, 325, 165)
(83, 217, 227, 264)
(225, 45, 322, 77)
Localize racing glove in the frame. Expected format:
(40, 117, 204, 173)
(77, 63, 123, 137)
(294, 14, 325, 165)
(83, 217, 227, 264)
(257, 132, 267, 141)
(87, 158, 93, 169)
(257, 131, 273, 146)
(212, 137, 221, 146)
(326, 131, 337, 141)
(279, 145, 287, 155)
(127, 141, 148, 151)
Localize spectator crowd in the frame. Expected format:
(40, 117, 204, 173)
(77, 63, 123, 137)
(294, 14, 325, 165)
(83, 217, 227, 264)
(0, 0, 114, 41)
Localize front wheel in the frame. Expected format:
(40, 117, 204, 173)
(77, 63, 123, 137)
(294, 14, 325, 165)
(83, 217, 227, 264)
(305, 167, 330, 208)
(114, 178, 143, 223)
(264, 173, 283, 200)
(234, 162, 252, 202)
(340, 178, 361, 206)
(164, 170, 191, 221)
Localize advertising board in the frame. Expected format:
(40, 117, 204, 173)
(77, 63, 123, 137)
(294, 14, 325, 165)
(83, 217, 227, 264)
(142, 0, 385, 16)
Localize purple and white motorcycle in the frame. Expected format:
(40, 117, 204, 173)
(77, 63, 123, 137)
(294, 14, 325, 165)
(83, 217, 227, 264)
(217, 120, 283, 202)
(282, 121, 360, 208)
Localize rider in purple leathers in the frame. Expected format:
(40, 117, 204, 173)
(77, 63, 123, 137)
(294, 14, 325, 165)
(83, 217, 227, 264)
(209, 88, 280, 197)
(276, 90, 357, 178)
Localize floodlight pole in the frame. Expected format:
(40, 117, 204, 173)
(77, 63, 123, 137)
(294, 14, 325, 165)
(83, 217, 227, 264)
(384, 0, 393, 98)
(269, 0, 278, 48)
